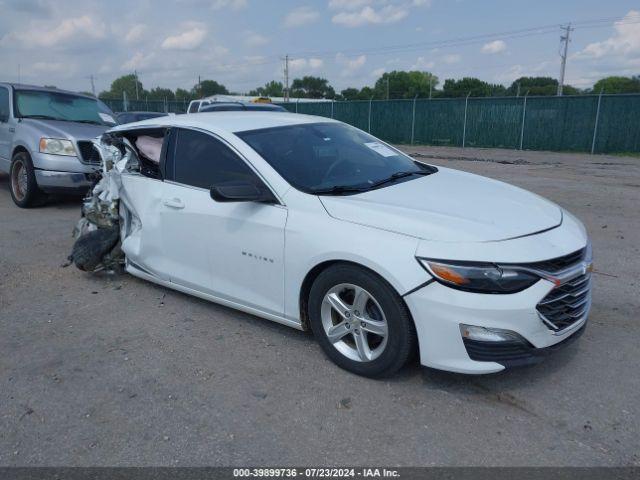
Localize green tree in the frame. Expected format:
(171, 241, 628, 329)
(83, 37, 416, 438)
(99, 74, 145, 100)
(592, 76, 640, 94)
(290, 76, 335, 99)
(357, 86, 375, 100)
(249, 80, 284, 97)
(147, 87, 175, 101)
(442, 77, 505, 97)
(507, 77, 555, 96)
(373, 71, 439, 99)
(175, 88, 192, 102)
(194, 79, 229, 98)
(340, 88, 360, 101)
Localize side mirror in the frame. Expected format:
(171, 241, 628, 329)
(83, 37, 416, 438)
(210, 181, 276, 203)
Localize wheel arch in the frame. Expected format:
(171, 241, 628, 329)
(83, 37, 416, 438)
(12, 144, 31, 159)
(298, 259, 416, 336)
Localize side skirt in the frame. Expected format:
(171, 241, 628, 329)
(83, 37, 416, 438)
(126, 262, 304, 331)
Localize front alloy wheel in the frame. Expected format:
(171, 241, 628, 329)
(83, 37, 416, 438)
(309, 264, 416, 378)
(321, 283, 389, 362)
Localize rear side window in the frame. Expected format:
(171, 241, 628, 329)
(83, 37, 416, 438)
(0, 87, 9, 121)
(172, 129, 260, 189)
(188, 101, 200, 113)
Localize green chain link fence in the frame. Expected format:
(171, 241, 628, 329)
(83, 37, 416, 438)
(279, 94, 640, 154)
(102, 94, 640, 154)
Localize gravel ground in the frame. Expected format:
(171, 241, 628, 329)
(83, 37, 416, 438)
(0, 146, 638, 467)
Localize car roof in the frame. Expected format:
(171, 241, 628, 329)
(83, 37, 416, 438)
(117, 111, 168, 117)
(0, 82, 95, 99)
(109, 111, 338, 134)
(199, 102, 286, 112)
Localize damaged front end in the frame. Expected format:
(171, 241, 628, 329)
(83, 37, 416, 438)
(68, 133, 139, 272)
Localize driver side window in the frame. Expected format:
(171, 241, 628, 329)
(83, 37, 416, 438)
(171, 128, 262, 190)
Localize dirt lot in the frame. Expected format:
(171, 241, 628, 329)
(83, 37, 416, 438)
(0, 146, 638, 466)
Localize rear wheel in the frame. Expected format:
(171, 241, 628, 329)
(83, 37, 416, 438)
(309, 264, 416, 378)
(10, 152, 45, 208)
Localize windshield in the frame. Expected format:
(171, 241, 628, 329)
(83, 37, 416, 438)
(237, 122, 435, 194)
(15, 89, 117, 126)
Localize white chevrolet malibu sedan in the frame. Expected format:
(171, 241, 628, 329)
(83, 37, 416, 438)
(97, 111, 592, 377)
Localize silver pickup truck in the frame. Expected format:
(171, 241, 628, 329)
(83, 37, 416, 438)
(0, 83, 118, 207)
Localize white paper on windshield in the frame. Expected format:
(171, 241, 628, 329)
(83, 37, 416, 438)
(99, 113, 115, 123)
(364, 142, 396, 157)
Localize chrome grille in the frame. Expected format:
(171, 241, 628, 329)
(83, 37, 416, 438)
(537, 272, 592, 332)
(514, 248, 586, 273)
(77, 141, 101, 165)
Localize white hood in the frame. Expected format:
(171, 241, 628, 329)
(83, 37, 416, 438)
(319, 167, 562, 242)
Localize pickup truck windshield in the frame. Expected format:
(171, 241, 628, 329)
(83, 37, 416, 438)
(237, 122, 435, 194)
(14, 89, 117, 126)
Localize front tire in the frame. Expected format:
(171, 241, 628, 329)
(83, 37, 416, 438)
(308, 264, 416, 378)
(10, 152, 45, 208)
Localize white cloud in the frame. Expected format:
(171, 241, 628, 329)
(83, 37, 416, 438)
(442, 53, 461, 64)
(122, 51, 157, 70)
(31, 62, 70, 74)
(576, 10, 640, 60)
(161, 22, 207, 50)
(481, 40, 506, 54)
(309, 58, 324, 69)
(336, 53, 367, 76)
(332, 5, 407, 27)
(1, 15, 106, 48)
(211, 0, 247, 9)
(331, 0, 430, 27)
(124, 24, 148, 44)
(244, 30, 269, 47)
(411, 56, 435, 70)
(328, 0, 372, 10)
(284, 6, 320, 28)
(371, 67, 386, 77)
(289, 57, 324, 72)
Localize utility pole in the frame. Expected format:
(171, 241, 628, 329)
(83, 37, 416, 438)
(89, 75, 96, 97)
(557, 24, 573, 96)
(283, 55, 290, 102)
(134, 70, 139, 100)
(18, 64, 21, 83)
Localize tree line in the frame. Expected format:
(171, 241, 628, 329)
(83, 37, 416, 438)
(97, 72, 640, 103)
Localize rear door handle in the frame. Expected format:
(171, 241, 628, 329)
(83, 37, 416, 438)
(163, 198, 185, 209)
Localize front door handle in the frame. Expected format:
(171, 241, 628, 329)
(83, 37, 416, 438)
(163, 198, 185, 209)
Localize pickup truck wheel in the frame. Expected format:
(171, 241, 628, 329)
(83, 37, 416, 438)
(10, 152, 45, 208)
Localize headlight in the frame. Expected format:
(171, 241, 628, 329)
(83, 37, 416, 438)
(39, 138, 77, 156)
(417, 258, 539, 294)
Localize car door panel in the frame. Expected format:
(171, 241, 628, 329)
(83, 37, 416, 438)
(159, 128, 287, 317)
(119, 174, 168, 279)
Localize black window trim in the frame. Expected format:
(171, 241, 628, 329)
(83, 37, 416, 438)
(166, 126, 284, 206)
(0, 85, 11, 121)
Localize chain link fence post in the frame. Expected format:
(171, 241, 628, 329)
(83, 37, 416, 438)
(591, 89, 604, 155)
(368, 97, 373, 133)
(519, 92, 528, 150)
(462, 92, 471, 148)
(331, 100, 334, 119)
(410, 95, 418, 145)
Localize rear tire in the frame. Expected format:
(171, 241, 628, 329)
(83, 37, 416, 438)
(308, 264, 416, 378)
(10, 152, 46, 208)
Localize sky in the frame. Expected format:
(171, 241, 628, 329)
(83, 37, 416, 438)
(0, 0, 639, 96)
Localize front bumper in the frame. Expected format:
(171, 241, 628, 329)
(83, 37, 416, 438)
(404, 278, 590, 374)
(34, 169, 96, 194)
